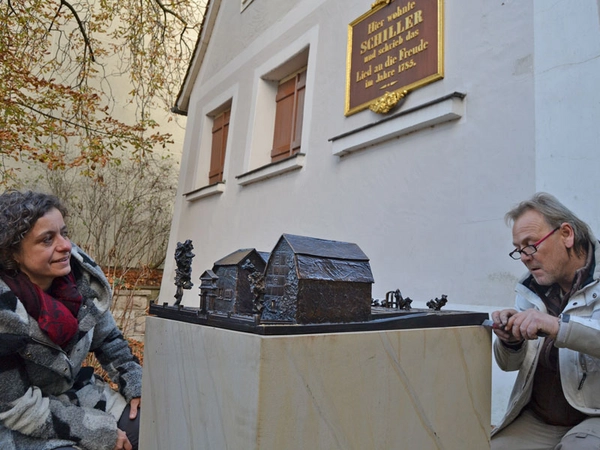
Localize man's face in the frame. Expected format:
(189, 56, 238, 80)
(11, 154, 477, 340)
(512, 209, 573, 291)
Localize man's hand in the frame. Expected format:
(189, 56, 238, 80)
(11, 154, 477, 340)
(491, 308, 560, 341)
(491, 309, 523, 344)
(129, 397, 141, 419)
(113, 428, 132, 450)
(505, 309, 560, 340)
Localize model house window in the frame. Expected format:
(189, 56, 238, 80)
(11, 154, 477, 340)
(209, 109, 230, 184)
(271, 68, 306, 163)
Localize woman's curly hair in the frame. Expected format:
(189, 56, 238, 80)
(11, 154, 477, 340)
(0, 190, 68, 270)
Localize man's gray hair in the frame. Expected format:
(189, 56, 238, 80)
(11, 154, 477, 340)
(505, 192, 593, 257)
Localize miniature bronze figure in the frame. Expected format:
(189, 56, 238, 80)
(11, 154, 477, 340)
(174, 240, 195, 306)
(384, 289, 412, 310)
(427, 294, 448, 311)
(248, 270, 266, 314)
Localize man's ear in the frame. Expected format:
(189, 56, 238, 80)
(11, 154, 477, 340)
(560, 222, 575, 249)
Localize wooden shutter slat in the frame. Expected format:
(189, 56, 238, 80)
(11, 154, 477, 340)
(209, 110, 230, 184)
(271, 80, 295, 160)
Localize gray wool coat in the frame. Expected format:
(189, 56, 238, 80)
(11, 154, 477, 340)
(0, 245, 142, 450)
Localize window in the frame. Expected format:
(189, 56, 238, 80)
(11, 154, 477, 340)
(271, 68, 306, 163)
(209, 109, 230, 184)
(184, 97, 233, 200)
(238, 44, 312, 186)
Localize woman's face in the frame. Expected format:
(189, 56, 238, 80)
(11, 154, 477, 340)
(13, 207, 72, 290)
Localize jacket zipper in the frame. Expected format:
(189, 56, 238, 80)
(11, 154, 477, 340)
(578, 353, 588, 390)
(565, 280, 599, 391)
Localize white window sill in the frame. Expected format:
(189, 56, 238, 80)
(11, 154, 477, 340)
(185, 182, 226, 202)
(330, 92, 466, 157)
(236, 153, 305, 186)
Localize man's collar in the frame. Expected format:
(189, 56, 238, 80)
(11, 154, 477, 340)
(574, 240, 595, 290)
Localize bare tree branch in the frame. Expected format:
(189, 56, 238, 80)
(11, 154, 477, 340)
(5, 0, 17, 17)
(14, 101, 133, 140)
(154, 0, 188, 27)
(59, 0, 96, 62)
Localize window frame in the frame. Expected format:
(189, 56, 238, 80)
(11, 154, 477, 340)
(238, 33, 317, 186)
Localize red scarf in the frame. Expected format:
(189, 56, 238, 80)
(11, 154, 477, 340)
(0, 270, 82, 347)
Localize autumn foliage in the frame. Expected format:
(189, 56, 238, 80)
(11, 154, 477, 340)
(85, 338, 145, 390)
(0, 0, 206, 184)
(0, 0, 207, 382)
(85, 266, 162, 386)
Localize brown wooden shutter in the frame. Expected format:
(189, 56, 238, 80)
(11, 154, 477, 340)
(271, 68, 306, 163)
(271, 77, 296, 162)
(209, 110, 230, 184)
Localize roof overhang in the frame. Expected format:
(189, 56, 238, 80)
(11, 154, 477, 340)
(172, 0, 222, 115)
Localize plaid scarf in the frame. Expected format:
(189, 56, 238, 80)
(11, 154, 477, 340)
(0, 270, 82, 347)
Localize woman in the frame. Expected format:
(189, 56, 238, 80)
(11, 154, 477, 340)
(0, 191, 142, 450)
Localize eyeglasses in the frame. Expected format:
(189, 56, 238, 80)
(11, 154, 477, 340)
(509, 227, 560, 260)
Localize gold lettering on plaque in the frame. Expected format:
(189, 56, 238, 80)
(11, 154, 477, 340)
(360, 11, 423, 54)
(387, 1, 416, 20)
(346, 0, 443, 116)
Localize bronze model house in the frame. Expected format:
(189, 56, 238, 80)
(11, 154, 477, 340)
(262, 234, 374, 324)
(210, 248, 268, 314)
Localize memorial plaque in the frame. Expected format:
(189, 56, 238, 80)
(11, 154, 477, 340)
(345, 0, 444, 115)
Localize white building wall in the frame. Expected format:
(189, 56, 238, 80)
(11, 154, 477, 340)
(161, 0, 600, 425)
(534, 0, 600, 222)
(164, 0, 535, 305)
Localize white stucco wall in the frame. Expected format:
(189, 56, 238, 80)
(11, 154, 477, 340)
(161, 0, 600, 426)
(164, 0, 534, 304)
(534, 0, 600, 215)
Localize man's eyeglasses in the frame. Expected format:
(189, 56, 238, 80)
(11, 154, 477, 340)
(509, 227, 560, 260)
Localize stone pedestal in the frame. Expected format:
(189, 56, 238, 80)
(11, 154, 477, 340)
(140, 316, 491, 449)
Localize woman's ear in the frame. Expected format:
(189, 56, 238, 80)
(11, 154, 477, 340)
(11, 248, 22, 267)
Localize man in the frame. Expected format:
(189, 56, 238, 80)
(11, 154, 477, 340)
(491, 192, 600, 449)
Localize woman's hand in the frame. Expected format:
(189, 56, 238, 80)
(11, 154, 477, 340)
(113, 429, 132, 450)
